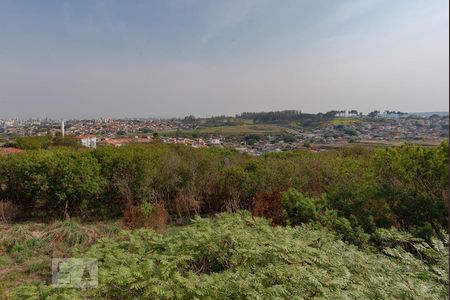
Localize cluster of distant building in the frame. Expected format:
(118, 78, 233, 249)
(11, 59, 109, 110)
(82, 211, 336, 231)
(0, 118, 182, 138)
(303, 115, 448, 144)
(0, 113, 448, 154)
(221, 115, 449, 155)
(74, 136, 221, 149)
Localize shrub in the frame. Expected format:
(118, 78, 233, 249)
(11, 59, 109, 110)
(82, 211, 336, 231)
(219, 166, 253, 212)
(93, 145, 160, 208)
(282, 188, 324, 225)
(321, 211, 370, 248)
(0, 150, 104, 219)
(372, 141, 449, 229)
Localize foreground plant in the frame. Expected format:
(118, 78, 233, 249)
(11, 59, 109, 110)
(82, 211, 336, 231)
(10, 212, 448, 300)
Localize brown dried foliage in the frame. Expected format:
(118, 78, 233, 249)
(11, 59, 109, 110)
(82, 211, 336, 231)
(124, 203, 169, 233)
(251, 190, 284, 225)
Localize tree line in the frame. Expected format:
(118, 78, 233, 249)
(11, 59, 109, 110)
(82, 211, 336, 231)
(181, 109, 410, 125)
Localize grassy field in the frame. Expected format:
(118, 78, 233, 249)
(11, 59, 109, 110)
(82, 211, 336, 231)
(328, 118, 363, 125)
(0, 220, 122, 297)
(195, 124, 288, 135)
(356, 139, 445, 147)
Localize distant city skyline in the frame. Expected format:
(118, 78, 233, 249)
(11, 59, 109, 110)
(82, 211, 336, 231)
(0, 0, 448, 118)
(0, 110, 448, 121)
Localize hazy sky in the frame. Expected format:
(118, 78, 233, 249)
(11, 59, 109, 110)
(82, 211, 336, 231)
(0, 0, 448, 118)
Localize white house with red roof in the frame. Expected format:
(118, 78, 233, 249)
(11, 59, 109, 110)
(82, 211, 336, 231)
(76, 135, 97, 149)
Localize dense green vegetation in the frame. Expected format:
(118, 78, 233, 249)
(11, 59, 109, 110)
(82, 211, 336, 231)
(4, 213, 448, 299)
(0, 142, 448, 298)
(1, 142, 447, 234)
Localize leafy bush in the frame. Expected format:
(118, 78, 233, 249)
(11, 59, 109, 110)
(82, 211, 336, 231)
(372, 141, 449, 230)
(281, 188, 324, 225)
(93, 145, 161, 212)
(318, 210, 370, 248)
(0, 150, 104, 219)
